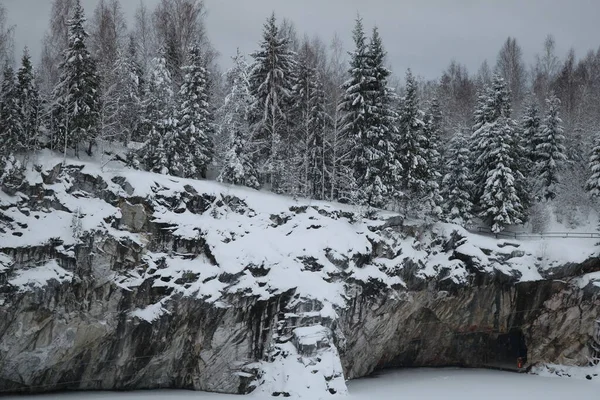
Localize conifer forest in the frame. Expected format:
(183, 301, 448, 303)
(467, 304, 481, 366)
(3, 2, 600, 399)
(1, 0, 600, 234)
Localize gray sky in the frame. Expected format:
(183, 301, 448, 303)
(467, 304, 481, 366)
(4, 0, 600, 79)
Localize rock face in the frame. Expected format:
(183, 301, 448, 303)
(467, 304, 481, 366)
(1, 156, 599, 396)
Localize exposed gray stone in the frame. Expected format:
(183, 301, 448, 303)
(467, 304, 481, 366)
(120, 201, 147, 233)
(1, 162, 599, 396)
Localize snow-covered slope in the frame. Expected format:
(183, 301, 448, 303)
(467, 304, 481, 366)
(1, 152, 599, 397)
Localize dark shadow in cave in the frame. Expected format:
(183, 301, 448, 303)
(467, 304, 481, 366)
(378, 328, 529, 374)
(482, 329, 528, 371)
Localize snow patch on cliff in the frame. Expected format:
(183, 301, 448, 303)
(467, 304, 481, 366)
(8, 259, 73, 291)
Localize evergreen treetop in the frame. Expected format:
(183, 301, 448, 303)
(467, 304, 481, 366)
(176, 45, 213, 179)
(536, 94, 566, 201)
(52, 0, 101, 157)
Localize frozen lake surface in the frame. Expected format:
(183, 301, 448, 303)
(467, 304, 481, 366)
(4, 368, 598, 399)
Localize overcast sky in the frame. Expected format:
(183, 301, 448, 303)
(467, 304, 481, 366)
(4, 0, 600, 79)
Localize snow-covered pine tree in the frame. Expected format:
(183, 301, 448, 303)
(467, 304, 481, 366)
(481, 73, 512, 124)
(419, 109, 443, 217)
(16, 48, 42, 155)
(248, 13, 296, 193)
(51, 0, 101, 158)
(176, 46, 213, 179)
(337, 16, 370, 205)
(471, 74, 513, 203)
(397, 69, 422, 189)
(586, 134, 600, 198)
(536, 94, 566, 201)
(338, 20, 398, 207)
(427, 97, 444, 166)
(0, 65, 22, 156)
(442, 130, 474, 226)
(472, 88, 489, 133)
(289, 42, 311, 197)
(218, 61, 258, 187)
(309, 70, 331, 200)
(471, 74, 528, 232)
(217, 50, 260, 189)
(468, 87, 489, 199)
(361, 27, 400, 208)
(150, 126, 169, 175)
(290, 40, 331, 200)
(323, 34, 349, 202)
(478, 118, 526, 232)
(521, 97, 541, 166)
(151, 51, 177, 144)
(136, 51, 177, 174)
(397, 69, 433, 213)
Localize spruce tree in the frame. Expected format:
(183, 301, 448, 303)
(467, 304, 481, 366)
(427, 97, 444, 166)
(471, 74, 527, 232)
(419, 109, 443, 217)
(136, 52, 176, 174)
(469, 87, 490, 195)
(0, 65, 21, 156)
(397, 69, 422, 190)
(471, 74, 514, 202)
(308, 72, 330, 200)
(291, 40, 331, 199)
(362, 27, 400, 207)
(472, 88, 489, 133)
(521, 98, 541, 165)
(217, 50, 260, 189)
(586, 134, 600, 198)
(248, 13, 296, 192)
(51, 0, 101, 158)
(339, 21, 399, 207)
(150, 126, 169, 175)
(536, 94, 566, 201)
(479, 118, 526, 232)
(442, 130, 474, 226)
(398, 69, 437, 214)
(16, 48, 41, 155)
(309, 72, 331, 200)
(338, 16, 369, 204)
(176, 46, 213, 179)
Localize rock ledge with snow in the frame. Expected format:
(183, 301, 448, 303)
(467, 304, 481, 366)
(1, 154, 599, 396)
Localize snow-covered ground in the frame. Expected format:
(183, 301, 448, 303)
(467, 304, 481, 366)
(347, 369, 599, 400)
(3, 369, 598, 399)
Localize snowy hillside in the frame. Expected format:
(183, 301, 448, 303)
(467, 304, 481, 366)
(1, 152, 600, 397)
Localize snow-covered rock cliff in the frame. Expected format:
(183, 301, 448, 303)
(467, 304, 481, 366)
(1, 153, 599, 397)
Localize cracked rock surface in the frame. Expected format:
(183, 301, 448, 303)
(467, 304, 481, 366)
(1, 156, 599, 396)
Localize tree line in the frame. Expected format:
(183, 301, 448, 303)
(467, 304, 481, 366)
(1, 0, 600, 233)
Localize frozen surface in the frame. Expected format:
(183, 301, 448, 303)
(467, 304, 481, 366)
(3, 369, 598, 399)
(347, 369, 599, 400)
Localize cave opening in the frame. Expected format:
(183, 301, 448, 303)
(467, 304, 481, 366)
(481, 329, 528, 371)
(379, 328, 529, 374)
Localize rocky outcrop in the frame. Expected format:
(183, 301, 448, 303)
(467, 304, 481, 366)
(1, 157, 599, 396)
